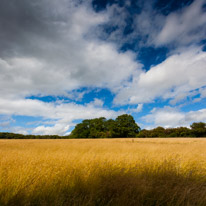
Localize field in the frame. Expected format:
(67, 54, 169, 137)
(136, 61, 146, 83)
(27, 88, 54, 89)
(1, 138, 206, 206)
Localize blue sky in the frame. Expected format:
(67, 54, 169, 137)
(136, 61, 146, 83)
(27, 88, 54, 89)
(0, 0, 206, 135)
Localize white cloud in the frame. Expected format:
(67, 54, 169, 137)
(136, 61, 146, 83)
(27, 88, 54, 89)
(0, 115, 14, 129)
(114, 47, 206, 105)
(97, 0, 206, 49)
(143, 107, 206, 128)
(156, 0, 206, 46)
(129, 104, 143, 113)
(143, 107, 186, 128)
(0, 1, 141, 136)
(33, 123, 70, 136)
(89, 98, 104, 107)
(200, 87, 206, 99)
(0, 2, 141, 100)
(136, 103, 143, 113)
(0, 97, 122, 135)
(11, 127, 29, 135)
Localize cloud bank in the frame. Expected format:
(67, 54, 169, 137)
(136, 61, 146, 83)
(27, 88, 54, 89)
(115, 47, 206, 104)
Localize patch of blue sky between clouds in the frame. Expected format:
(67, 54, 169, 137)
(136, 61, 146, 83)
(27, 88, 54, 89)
(26, 87, 115, 108)
(137, 47, 169, 71)
(154, 0, 194, 15)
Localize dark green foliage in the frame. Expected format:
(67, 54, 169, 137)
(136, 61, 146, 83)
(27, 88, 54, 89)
(71, 120, 90, 139)
(114, 114, 140, 137)
(190, 122, 206, 137)
(70, 114, 140, 138)
(0, 132, 71, 139)
(71, 117, 108, 138)
(150, 127, 165, 137)
(137, 123, 206, 138)
(136, 129, 150, 138)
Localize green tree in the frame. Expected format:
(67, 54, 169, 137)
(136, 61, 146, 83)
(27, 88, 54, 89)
(70, 119, 90, 138)
(88, 117, 107, 138)
(114, 114, 140, 137)
(150, 127, 165, 137)
(164, 127, 192, 137)
(104, 119, 116, 138)
(70, 117, 107, 138)
(69, 114, 141, 138)
(137, 129, 150, 138)
(190, 122, 206, 137)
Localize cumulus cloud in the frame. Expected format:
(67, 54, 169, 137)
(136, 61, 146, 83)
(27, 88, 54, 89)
(135, 103, 143, 113)
(143, 107, 206, 128)
(33, 124, 70, 136)
(129, 104, 143, 113)
(95, 1, 160, 48)
(0, 115, 14, 130)
(200, 87, 206, 99)
(138, 0, 206, 48)
(0, 0, 140, 135)
(156, 0, 206, 46)
(0, 0, 141, 99)
(89, 98, 104, 107)
(114, 47, 206, 104)
(98, 0, 206, 50)
(0, 97, 122, 135)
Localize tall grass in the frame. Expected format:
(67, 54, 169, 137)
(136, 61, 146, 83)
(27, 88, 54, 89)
(1, 138, 206, 206)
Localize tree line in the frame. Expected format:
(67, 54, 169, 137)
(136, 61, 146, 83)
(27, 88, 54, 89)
(70, 114, 140, 138)
(0, 114, 205, 139)
(70, 115, 206, 138)
(0, 133, 70, 139)
(138, 122, 206, 138)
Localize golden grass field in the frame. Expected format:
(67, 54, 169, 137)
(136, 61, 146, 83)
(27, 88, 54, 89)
(1, 138, 206, 206)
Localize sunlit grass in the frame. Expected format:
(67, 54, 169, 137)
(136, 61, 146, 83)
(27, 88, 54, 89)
(1, 138, 206, 206)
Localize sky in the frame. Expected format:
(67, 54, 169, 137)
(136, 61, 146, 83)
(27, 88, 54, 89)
(0, 0, 206, 135)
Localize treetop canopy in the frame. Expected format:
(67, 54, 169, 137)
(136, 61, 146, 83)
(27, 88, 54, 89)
(70, 114, 140, 138)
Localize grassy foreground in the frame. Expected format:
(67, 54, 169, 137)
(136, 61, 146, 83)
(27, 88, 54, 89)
(1, 139, 206, 206)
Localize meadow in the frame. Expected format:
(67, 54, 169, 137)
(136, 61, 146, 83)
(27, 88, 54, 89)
(1, 138, 206, 206)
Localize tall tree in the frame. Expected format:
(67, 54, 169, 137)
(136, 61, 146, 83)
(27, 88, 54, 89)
(70, 119, 90, 138)
(114, 114, 140, 137)
(190, 122, 206, 137)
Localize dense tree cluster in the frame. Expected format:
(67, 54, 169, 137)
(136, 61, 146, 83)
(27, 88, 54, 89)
(0, 133, 70, 139)
(138, 122, 206, 138)
(70, 114, 140, 138)
(0, 115, 205, 139)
